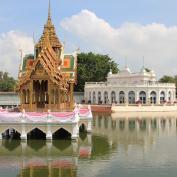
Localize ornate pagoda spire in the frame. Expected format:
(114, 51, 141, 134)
(35, 0, 63, 59)
(46, 0, 52, 27)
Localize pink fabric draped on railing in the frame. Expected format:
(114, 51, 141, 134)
(0, 107, 92, 123)
(79, 108, 90, 117)
(0, 112, 21, 122)
(26, 112, 48, 122)
(26, 112, 48, 117)
(50, 112, 75, 122)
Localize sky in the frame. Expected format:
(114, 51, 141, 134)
(1, 0, 177, 78)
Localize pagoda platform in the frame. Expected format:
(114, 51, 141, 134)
(0, 105, 92, 140)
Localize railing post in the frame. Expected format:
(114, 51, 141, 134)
(21, 109, 26, 123)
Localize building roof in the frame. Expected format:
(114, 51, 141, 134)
(17, 2, 77, 91)
(35, 1, 62, 50)
(17, 42, 68, 91)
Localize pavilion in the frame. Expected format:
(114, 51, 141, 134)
(16, 1, 77, 112)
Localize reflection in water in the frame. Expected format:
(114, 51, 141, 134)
(1, 113, 177, 177)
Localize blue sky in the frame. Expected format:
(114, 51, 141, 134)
(1, 0, 177, 77)
(1, 0, 177, 34)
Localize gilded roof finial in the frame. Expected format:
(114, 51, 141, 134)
(47, 0, 52, 26)
(48, 0, 51, 20)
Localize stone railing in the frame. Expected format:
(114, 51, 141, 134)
(85, 82, 175, 88)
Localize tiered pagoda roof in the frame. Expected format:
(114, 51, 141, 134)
(35, 1, 62, 50)
(17, 1, 77, 91)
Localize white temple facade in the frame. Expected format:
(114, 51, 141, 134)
(84, 67, 176, 105)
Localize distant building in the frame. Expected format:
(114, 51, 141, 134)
(84, 66, 176, 105)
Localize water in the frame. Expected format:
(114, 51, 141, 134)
(1, 112, 177, 177)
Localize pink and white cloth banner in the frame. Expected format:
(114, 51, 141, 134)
(0, 112, 21, 122)
(79, 108, 90, 117)
(0, 107, 92, 123)
(26, 112, 48, 122)
(49, 112, 76, 123)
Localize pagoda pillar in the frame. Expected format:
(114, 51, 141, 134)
(19, 93, 23, 106)
(48, 80, 51, 109)
(58, 89, 61, 110)
(70, 83, 74, 109)
(29, 82, 33, 111)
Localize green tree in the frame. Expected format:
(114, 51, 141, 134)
(159, 75, 177, 96)
(75, 52, 119, 92)
(0, 71, 16, 92)
(159, 75, 175, 83)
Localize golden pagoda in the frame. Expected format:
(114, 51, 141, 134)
(16, 1, 77, 112)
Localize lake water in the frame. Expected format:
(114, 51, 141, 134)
(1, 112, 177, 177)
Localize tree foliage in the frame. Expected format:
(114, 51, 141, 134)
(159, 75, 175, 83)
(0, 72, 16, 92)
(159, 75, 177, 95)
(75, 52, 119, 92)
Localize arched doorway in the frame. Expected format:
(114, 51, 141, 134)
(128, 91, 135, 104)
(139, 91, 146, 104)
(2, 129, 21, 140)
(27, 128, 46, 140)
(52, 128, 71, 140)
(150, 91, 157, 104)
(92, 91, 96, 104)
(104, 91, 109, 104)
(111, 91, 116, 103)
(168, 91, 172, 102)
(89, 92, 91, 103)
(33, 80, 48, 108)
(98, 92, 102, 104)
(79, 124, 87, 133)
(160, 91, 165, 103)
(119, 91, 125, 104)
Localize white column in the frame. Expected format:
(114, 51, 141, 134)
(21, 124, 27, 140)
(0, 133, 2, 140)
(135, 91, 139, 102)
(46, 125, 52, 140)
(125, 91, 128, 105)
(147, 90, 150, 104)
(157, 91, 160, 104)
(165, 90, 168, 102)
(72, 123, 79, 140)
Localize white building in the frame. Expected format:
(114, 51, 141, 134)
(84, 66, 176, 105)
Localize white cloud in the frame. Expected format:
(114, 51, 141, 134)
(0, 31, 33, 78)
(61, 9, 177, 78)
